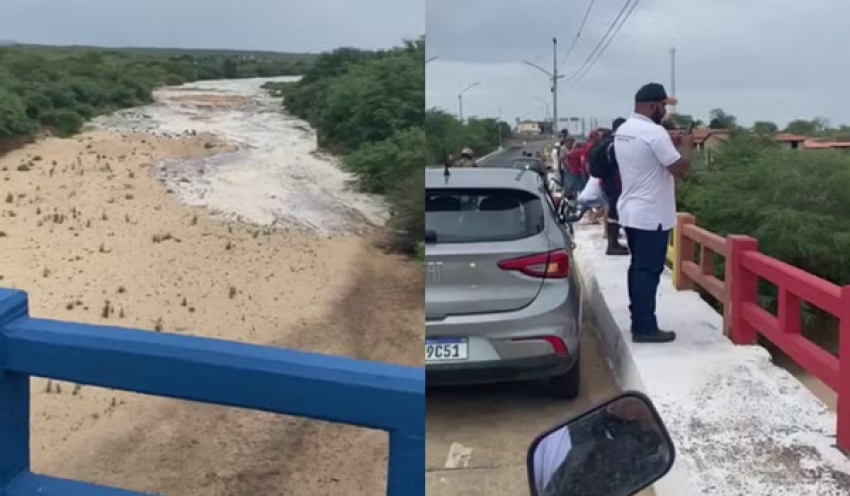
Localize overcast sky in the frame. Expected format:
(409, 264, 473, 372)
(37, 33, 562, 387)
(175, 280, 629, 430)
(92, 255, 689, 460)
(426, 0, 850, 129)
(0, 0, 422, 53)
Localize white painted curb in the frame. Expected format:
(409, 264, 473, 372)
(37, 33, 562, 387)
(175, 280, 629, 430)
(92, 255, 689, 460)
(573, 245, 698, 496)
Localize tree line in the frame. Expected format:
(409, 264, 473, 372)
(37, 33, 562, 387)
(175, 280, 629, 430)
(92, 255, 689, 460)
(671, 109, 850, 138)
(0, 45, 308, 142)
(268, 38, 503, 255)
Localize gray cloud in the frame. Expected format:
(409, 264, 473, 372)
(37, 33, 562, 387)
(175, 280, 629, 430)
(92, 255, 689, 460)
(426, 0, 850, 128)
(1, 0, 423, 52)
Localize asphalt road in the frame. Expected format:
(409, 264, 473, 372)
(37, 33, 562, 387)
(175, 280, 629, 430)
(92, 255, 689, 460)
(480, 142, 549, 168)
(425, 312, 622, 496)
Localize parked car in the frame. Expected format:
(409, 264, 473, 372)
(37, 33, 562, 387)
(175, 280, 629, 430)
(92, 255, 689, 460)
(424, 167, 583, 399)
(508, 157, 546, 175)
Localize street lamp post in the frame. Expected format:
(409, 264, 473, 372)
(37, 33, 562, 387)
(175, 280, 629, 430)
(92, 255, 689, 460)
(522, 38, 564, 138)
(458, 82, 480, 123)
(535, 97, 550, 123)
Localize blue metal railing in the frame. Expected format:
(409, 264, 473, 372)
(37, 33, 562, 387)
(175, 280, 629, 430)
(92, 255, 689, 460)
(0, 289, 424, 496)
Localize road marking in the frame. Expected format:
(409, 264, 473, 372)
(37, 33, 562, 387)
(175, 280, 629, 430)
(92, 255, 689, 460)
(444, 442, 473, 469)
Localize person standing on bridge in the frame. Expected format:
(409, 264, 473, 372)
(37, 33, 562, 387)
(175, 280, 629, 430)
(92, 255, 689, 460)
(614, 83, 693, 344)
(453, 147, 477, 168)
(559, 135, 576, 192)
(565, 138, 585, 198)
(588, 118, 630, 256)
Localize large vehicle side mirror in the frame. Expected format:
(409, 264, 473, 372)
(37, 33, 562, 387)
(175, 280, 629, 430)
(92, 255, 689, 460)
(527, 391, 675, 496)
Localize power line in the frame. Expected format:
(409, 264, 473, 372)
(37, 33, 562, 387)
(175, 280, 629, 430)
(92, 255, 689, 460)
(559, 0, 598, 67)
(565, 0, 642, 90)
(561, 0, 636, 83)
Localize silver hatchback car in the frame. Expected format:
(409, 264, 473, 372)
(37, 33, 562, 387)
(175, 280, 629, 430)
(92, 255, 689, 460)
(425, 166, 583, 399)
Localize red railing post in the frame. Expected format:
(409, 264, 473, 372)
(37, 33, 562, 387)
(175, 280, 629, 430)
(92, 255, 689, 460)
(674, 213, 695, 290)
(837, 285, 850, 452)
(778, 288, 801, 335)
(727, 235, 759, 345)
(721, 251, 733, 338)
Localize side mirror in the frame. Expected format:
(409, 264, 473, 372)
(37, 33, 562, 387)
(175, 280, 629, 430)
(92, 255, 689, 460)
(526, 392, 675, 496)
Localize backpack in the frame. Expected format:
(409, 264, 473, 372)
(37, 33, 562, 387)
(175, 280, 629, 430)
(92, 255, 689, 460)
(588, 136, 618, 180)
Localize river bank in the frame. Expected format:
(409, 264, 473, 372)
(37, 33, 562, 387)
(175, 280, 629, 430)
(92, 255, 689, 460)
(0, 77, 422, 495)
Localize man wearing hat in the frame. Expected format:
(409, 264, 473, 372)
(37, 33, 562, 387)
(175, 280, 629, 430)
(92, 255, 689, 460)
(613, 83, 694, 344)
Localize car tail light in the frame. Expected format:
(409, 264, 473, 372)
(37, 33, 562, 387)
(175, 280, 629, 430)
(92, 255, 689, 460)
(512, 336, 568, 357)
(553, 196, 561, 207)
(498, 250, 569, 279)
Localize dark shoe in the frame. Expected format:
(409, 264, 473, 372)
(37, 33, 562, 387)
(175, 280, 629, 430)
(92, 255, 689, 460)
(606, 222, 629, 256)
(632, 329, 676, 343)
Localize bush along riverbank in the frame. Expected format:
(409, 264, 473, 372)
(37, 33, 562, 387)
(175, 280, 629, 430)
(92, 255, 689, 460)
(677, 133, 850, 351)
(0, 45, 312, 144)
(266, 39, 425, 252)
(266, 37, 508, 255)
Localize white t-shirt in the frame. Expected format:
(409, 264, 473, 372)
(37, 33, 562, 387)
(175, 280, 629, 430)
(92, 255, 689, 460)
(613, 114, 681, 231)
(533, 426, 573, 495)
(551, 147, 559, 170)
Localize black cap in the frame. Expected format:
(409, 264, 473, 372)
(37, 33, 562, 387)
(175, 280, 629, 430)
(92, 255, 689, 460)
(635, 83, 678, 105)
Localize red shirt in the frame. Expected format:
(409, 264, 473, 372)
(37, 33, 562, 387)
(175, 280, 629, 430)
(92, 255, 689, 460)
(570, 141, 596, 175)
(566, 148, 583, 174)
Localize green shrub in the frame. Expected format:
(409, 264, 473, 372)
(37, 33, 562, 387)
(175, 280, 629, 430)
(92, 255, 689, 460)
(40, 109, 85, 137)
(0, 45, 314, 143)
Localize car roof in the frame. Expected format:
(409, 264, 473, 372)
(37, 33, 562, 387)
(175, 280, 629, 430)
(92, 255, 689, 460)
(425, 167, 543, 194)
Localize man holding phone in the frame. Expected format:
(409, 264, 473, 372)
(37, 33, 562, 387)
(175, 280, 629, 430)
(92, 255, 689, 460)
(614, 83, 693, 344)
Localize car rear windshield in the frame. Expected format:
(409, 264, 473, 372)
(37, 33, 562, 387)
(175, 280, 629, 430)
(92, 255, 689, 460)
(425, 188, 545, 243)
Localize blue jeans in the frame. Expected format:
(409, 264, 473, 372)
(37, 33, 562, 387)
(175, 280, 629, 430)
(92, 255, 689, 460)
(570, 173, 586, 196)
(624, 226, 670, 334)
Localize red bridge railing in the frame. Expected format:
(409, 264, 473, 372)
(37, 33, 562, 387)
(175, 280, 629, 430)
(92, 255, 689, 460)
(668, 213, 850, 452)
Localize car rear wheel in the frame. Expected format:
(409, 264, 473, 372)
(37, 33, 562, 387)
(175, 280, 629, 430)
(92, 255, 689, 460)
(543, 352, 581, 399)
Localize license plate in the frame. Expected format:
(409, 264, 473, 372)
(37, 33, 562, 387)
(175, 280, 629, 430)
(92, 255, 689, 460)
(425, 338, 468, 362)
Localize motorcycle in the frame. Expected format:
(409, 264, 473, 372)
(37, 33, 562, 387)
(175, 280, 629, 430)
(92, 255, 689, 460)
(526, 391, 676, 496)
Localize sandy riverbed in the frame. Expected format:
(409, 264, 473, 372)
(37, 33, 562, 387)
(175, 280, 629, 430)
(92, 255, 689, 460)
(0, 78, 422, 495)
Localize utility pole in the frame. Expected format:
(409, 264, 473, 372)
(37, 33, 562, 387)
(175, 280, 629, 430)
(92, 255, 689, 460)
(458, 82, 480, 123)
(670, 47, 677, 113)
(552, 37, 560, 139)
(522, 38, 564, 139)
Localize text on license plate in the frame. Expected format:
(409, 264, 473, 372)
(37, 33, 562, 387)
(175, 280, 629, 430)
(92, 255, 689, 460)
(425, 338, 468, 362)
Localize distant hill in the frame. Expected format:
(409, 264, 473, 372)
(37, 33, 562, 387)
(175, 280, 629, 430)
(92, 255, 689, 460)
(5, 42, 316, 62)
(0, 40, 19, 46)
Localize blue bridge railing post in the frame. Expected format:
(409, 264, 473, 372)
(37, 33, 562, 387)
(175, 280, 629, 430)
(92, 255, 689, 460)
(387, 426, 425, 496)
(0, 290, 31, 485)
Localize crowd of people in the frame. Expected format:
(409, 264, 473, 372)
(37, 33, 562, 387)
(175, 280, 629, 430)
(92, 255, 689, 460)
(556, 82, 694, 344)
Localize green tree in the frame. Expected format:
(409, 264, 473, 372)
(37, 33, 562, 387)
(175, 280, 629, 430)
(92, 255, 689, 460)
(221, 58, 238, 79)
(708, 108, 738, 130)
(751, 121, 778, 135)
(0, 88, 36, 137)
(669, 113, 703, 128)
(0, 45, 312, 144)
(784, 118, 829, 136)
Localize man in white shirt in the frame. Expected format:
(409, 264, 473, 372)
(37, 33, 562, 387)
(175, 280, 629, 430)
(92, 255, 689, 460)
(614, 83, 693, 343)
